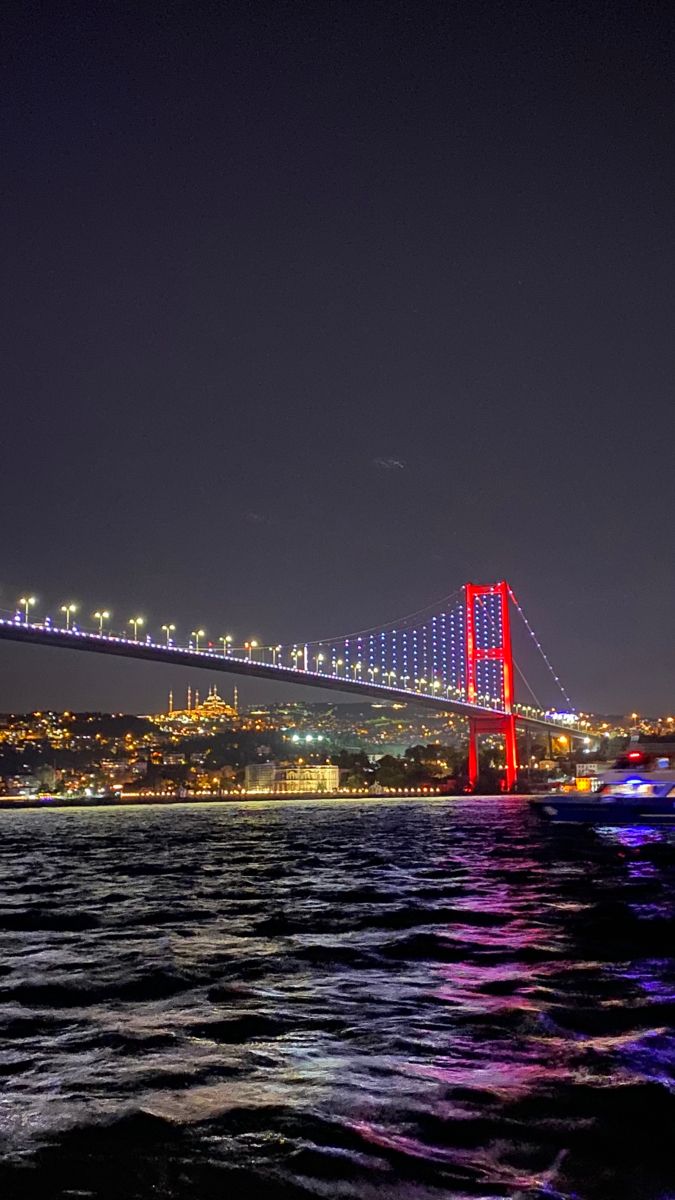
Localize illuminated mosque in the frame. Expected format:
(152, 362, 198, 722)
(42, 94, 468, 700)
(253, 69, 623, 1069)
(164, 684, 238, 726)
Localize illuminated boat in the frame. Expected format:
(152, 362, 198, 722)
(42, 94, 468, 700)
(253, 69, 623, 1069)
(530, 750, 675, 824)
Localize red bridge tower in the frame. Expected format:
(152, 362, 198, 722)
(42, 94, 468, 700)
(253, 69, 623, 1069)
(465, 580, 518, 791)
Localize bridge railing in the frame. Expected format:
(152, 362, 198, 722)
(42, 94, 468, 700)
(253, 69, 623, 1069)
(0, 610, 576, 727)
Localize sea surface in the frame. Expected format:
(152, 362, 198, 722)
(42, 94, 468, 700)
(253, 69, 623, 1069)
(0, 797, 674, 1200)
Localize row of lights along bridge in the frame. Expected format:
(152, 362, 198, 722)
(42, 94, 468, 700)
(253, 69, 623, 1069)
(17, 596, 268, 656)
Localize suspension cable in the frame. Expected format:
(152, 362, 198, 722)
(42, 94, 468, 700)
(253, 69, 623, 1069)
(514, 661, 543, 710)
(288, 588, 463, 648)
(508, 586, 574, 709)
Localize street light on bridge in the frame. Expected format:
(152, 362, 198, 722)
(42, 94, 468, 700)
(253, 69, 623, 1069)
(384, 670, 396, 685)
(18, 596, 37, 623)
(245, 640, 258, 661)
(314, 652, 325, 673)
(93, 610, 110, 635)
(161, 623, 175, 646)
(219, 635, 233, 656)
(129, 616, 144, 641)
(333, 657, 344, 676)
(271, 644, 282, 666)
(367, 666, 379, 683)
(61, 603, 78, 630)
(351, 661, 362, 679)
(191, 629, 205, 652)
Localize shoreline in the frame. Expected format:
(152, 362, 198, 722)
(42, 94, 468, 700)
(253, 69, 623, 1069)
(0, 787, 455, 811)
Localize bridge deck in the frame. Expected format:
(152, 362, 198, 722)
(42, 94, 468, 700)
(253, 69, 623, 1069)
(0, 620, 583, 736)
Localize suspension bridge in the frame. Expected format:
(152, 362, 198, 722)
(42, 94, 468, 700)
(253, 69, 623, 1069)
(0, 580, 586, 790)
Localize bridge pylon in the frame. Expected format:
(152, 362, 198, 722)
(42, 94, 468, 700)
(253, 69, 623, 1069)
(465, 580, 518, 791)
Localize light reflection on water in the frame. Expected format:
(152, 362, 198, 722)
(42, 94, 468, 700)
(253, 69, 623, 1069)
(0, 797, 674, 1199)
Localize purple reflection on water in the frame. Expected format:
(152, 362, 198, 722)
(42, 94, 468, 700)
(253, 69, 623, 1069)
(598, 825, 670, 849)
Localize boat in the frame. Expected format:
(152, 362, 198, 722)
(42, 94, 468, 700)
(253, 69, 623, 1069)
(530, 750, 675, 824)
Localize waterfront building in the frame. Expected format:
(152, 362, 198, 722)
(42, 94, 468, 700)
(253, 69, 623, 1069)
(245, 762, 340, 794)
(575, 761, 606, 792)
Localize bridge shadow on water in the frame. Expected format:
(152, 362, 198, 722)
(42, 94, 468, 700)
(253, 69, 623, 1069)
(0, 797, 673, 1199)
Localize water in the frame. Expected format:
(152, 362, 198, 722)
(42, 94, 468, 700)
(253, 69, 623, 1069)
(1, 797, 674, 1200)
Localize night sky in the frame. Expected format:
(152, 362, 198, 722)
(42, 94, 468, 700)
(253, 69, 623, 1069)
(2, 0, 673, 715)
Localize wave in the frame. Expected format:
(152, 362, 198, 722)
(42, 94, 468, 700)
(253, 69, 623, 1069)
(1, 969, 202, 1008)
(0, 909, 100, 931)
(187, 1014, 292, 1042)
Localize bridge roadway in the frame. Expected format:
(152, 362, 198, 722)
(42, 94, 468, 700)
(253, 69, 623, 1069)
(0, 619, 585, 738)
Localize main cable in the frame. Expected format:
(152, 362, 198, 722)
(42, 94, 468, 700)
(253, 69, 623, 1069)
(514, 661, 543, 710)
(288, 588, 463, 648)
(508, 586, 574, 710)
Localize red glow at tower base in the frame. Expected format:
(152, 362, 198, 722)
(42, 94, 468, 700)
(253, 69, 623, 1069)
(468, 713, 518, 791)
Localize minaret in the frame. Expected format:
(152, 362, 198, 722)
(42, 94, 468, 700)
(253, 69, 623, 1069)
(187, 685, 192, 711)
(233, 685, 238, 714)
(194, 689, 200, 708)
(168, 689, 173, 714)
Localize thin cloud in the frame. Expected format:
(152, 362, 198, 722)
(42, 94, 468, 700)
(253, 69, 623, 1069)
(373, 456, 406, 470)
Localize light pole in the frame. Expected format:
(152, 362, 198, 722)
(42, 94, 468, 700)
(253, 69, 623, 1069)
(191, 629, 205, 652)
(93, 610, 110, 635)
(334, 658, 344, 677)
(129, 616, 144, 641)
(351, 661, 362, 680)
(162, 623, 176, 646)
(245, 639, 258, 661)
(385, 670, 397, 686)
(315, 652, 325, 673)
(401, 674, 410, 689)
(271, 644, 282, 666)
(367, 666, 379, 684)
(18, 596, 36, 623)
(61, 603, 77, 630)
(219, 635, 233, 656)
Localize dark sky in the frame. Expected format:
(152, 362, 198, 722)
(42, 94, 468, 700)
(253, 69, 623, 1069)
(2, 0, 673, 716)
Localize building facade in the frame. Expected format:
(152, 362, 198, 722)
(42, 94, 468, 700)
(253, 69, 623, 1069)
(245, 762, 340, 794)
